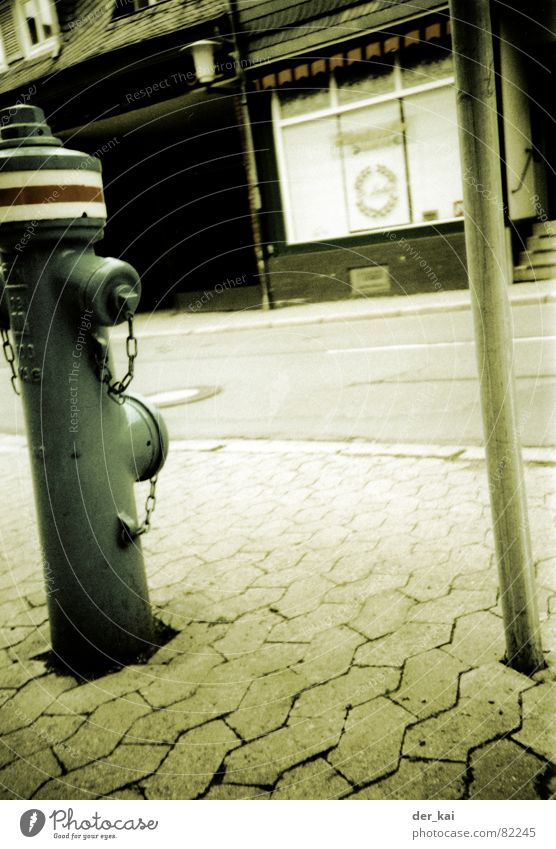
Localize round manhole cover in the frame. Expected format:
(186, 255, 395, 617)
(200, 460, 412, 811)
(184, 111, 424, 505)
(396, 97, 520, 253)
(146, 386, 221, 407)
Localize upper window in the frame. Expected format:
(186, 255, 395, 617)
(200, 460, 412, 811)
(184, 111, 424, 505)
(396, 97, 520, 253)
(16, 0, 59, 58)
(113, 0, 158, 18)
(272, 28, 463, 244)
(0, 26, 7, 71)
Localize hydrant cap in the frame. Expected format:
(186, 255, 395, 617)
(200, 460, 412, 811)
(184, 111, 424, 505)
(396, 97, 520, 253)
(0, 105, 60, 148)
(0, 104, 107, 231)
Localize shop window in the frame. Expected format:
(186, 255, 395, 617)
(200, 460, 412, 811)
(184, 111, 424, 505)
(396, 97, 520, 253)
(16, 0, 59, 57)
(400, 40, 453, 89)
(273, 40, 463, 244)
(336, 54, 396, 106)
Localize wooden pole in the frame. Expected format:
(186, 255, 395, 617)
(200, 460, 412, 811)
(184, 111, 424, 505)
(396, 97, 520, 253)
(448, 0, 544, 673)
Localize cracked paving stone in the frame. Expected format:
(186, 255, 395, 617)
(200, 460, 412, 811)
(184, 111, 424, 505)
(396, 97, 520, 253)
(273, 575, 335, 619)
(513, 682, 556, 762)
(0, 626, 33, 651)
(452, 570, 498, 593)
(2, 675, 77, 733)
(200, 642, 307, 684)
(404, 663, 534, 761)
(5, 605, 49, 628)
(444, 611, 506, 666)
(7, 625, 50, 661)
(268, 603, 358, 644)
(290, 666, 400, 722)
(141, 720, 240, 799)
(0, 659, 46, 690)
(45, 667, 158, 716)
(139, 648, 224, 708)
(207, 587, 284, 622)
(227, 669, 307, 741)
(272, 757, 351, 799)
(0, 714, 84, 771)
(54, 696, 152, 771)
(153, 622, 228, 663)
(324, 572, 407, 605)
(223, 713, 345, 787)
(132, 670, 249, 743)
(327, 696, 413, 786)
(203, 783, 270, 800)
(292, 626, 366, 686)
(0, 689, 17, 708)
(537, 559, 556, 593)
(328, 555, 380, 586)
(350, 591, 413, 640)
(349, 757, 466, 800)
(35, 744, 170, 800)
(469, 739, 548, 800)
(212, 612, 283, 659)
(392, 649, 469, 719)
(354, 623, 452, 668)
(0, 748, 61, 800)
(408, 590, 497, 624)
(106, 787, 145, 800)
(208, 561, 261, 589)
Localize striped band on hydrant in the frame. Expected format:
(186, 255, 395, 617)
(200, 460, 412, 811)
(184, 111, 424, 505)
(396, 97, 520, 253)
(0, 168, 106, 223)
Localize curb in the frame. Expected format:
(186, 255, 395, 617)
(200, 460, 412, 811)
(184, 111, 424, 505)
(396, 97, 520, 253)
(115, 287, 556, 339)
(166, 438, 556, 465)
(2, 434, 554, 464)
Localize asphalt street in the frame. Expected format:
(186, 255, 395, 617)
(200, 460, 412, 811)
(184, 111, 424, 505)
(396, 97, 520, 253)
(0, 302, 554, 445)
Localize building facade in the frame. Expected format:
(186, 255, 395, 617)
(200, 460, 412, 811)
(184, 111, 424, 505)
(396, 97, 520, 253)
(239, 0, 556, 304)
(0, 0, 261, 310)
(0, 1, 554, 310)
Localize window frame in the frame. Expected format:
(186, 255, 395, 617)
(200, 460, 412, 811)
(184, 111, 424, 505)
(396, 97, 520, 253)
(272, 54, 461, 245)
(15, 0, 60, 59)
(0, 25, 7, 71)
(113, 0, 158, 19)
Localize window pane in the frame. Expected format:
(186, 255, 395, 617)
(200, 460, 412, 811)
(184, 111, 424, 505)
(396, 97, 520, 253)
(26, 18, 40, 45)
(38, 0, 53, 25)
(280, 116, 348, 242)
(278, 87, 330, 119)
(336, 56, 396, 106)
(404, 86, 463, 222)
(338, 101, 410, 232)
(400, 42, 453, 89)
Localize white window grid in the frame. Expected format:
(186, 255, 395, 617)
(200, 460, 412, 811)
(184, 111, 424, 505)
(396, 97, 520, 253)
(16, 0, 59, 59)
(272, 54, 460, 244)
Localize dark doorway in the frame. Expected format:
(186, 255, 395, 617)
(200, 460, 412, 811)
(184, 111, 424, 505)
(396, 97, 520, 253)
(60, 91, 259, 310)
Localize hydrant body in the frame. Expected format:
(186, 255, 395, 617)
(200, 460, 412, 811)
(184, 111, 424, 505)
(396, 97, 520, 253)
(0, 107, 167, 671)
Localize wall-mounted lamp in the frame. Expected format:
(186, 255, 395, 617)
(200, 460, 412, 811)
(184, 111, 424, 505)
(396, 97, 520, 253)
(181, 39, 221, 85)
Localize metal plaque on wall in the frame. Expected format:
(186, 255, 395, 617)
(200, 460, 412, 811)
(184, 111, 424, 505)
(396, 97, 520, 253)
(349, 265, 391, 297)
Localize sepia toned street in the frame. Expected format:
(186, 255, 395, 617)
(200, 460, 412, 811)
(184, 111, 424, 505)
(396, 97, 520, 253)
(0, 0, 554, 829)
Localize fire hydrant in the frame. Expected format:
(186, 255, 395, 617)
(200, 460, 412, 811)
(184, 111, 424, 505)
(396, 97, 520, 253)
(0, 105, 168, 671)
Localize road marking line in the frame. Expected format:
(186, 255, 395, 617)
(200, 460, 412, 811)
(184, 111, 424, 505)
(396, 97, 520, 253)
(327, 335, 556, 354)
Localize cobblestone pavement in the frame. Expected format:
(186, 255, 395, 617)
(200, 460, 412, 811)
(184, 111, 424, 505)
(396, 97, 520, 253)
(0, 438, 554, 800)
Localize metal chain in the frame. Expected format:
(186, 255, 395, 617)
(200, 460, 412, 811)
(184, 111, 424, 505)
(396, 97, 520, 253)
(134, 474, 158, 537)
(1, 328, 20, 395)
(98, 313, 138, 404)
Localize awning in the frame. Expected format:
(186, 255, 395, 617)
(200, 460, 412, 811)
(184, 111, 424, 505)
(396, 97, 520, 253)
(240, 0, 448, 67)
(252, 12, 451, 90)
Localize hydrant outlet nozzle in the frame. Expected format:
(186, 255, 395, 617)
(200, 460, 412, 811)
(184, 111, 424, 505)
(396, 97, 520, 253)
(56, 252, 141, 326)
